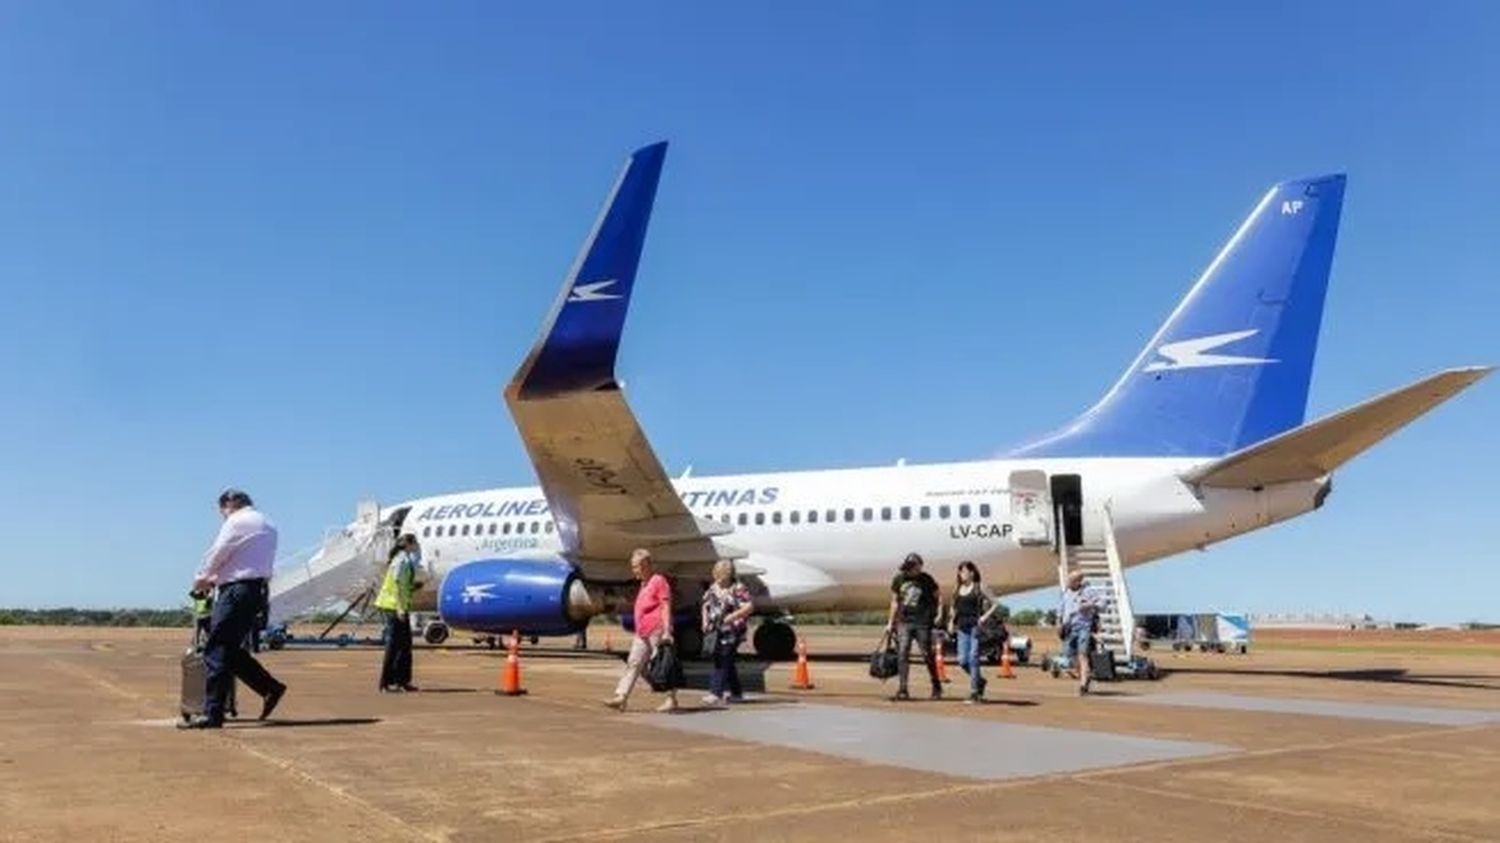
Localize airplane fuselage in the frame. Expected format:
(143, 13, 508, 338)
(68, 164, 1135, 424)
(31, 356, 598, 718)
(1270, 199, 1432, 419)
(398, 456, 1328, 613)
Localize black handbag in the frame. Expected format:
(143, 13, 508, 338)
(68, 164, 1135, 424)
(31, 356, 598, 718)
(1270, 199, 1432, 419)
(646, 641, 685, 692)
(868, 632, 899, 680)
(701, 628, 720, 660)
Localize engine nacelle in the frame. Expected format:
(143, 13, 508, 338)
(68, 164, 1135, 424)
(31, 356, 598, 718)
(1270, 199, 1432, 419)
(438, 558, 597, 636)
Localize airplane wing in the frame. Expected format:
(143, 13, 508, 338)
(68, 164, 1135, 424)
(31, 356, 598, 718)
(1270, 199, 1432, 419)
(1184, 366, 1492, 489)
(504, 143, 739, 575)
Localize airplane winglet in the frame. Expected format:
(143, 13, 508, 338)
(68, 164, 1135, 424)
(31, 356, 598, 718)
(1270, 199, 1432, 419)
(510, 142, 668, 400)
(1185, 366, 1493, 489)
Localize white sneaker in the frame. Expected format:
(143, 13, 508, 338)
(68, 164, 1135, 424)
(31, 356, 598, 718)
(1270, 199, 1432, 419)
(656, 699, 680, 713)
(602, 696, 627, 711)
(701, 694, 725, 705)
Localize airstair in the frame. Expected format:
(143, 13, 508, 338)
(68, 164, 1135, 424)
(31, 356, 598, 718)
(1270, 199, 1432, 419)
(1057, 506, 1137, 666)
(267, 501, 395, 628)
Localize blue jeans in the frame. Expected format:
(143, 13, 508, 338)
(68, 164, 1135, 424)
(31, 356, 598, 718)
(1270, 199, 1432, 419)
(709, 634, 743, 698)
(955, 627, 984, 695)
(203, 580, 280, 722)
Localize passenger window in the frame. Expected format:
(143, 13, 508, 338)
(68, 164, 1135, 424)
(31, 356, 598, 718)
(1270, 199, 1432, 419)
(960, 504, 972, 518)
(544, 521, 554, 533)
(979, 503, 991, 518)
(880, 507, 892, 521)
(722, 514, 731, 524)
(862, 508, 873, 522)
(827, 509, 837, 523)
(502, 522, 511, 535)
(939, 506, 951, 519)
(755, 513, 765, 526)
(460, 524, 469, 536)
(422, 526, 431, 538)
(844, 508, 855, 522)
(920, 506, 931, 520)
(772, 512, 782, 525)
(807, 510, 818, 524)
(900, 506, 911, 521)
(737, 513, 748, 526)
(790, 511, 800, 525)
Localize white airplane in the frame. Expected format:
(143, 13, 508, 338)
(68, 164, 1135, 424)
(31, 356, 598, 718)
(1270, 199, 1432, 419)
(272, 142, 1489, 661)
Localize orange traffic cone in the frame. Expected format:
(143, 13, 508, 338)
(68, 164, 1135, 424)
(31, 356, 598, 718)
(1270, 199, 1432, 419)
(935, 639, 951, 684)
(790, 636, 815, 690)
(496, 629, 527, 696)
(998, 641, 1017, 679)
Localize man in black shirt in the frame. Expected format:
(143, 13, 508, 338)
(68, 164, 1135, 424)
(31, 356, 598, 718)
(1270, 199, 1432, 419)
(885, 552, 943, 701)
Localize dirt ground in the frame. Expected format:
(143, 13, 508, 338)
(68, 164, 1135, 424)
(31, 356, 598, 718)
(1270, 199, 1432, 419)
(1, 624, 1497, 842)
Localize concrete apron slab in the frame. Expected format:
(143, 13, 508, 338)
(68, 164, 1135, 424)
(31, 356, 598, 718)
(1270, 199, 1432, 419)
(644, 702, 1233, 780)
(1118, 691, 1500, 726)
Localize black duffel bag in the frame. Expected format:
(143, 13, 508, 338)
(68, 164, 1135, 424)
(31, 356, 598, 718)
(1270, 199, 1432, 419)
(646, 640, 685, 692)
(868, 632, 899, 680)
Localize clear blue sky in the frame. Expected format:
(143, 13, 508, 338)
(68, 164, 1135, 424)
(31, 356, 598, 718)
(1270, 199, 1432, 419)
(2, 4, 1496, 621)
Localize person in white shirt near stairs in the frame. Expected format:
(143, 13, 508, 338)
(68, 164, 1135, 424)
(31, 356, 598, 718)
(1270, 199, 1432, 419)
(1059, 569, 1104, 696)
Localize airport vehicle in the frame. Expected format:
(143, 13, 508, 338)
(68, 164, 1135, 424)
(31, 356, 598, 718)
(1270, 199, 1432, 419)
(271, 143, 1489, 663)
(1140, 612, 1252, 653)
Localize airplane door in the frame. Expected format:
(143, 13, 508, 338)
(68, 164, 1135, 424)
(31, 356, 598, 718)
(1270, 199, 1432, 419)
(1008, 469, 1052, 546)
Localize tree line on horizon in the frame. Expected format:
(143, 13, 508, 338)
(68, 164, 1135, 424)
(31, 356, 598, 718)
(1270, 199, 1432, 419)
(8, 606, 1488, 631)
(0, 606, 1047, 628)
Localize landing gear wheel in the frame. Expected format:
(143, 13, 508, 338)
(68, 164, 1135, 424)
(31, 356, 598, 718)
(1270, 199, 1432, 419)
(423, 621, 450, 645)
(753, 621, 797, 661)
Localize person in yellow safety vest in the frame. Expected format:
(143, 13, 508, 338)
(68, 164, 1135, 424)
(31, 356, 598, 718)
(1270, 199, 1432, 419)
(375, 534, 422, 692)
(190, 589, 214, 650)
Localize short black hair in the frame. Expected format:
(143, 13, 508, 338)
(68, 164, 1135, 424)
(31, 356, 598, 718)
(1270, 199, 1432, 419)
(900, 552, 924, 574)
(218, 488, 254, 508)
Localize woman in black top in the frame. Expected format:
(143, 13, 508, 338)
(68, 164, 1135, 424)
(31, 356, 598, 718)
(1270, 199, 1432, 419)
(947, 560, 999, 703)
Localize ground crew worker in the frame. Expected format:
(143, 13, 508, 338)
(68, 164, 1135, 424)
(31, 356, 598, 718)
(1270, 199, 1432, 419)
(179, 489, 287, 730)
(376, 534, 421, 692)
(189, 589, 213, 650)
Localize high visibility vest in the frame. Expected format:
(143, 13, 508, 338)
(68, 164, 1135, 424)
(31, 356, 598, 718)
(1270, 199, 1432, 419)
(191, 594, 213, 618)
(374, 552, 416, 613)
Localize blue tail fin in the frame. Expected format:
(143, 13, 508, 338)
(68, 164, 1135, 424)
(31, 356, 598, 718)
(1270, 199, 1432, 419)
(1013, 174, 1346, 458)
(511, 142, 668, 399)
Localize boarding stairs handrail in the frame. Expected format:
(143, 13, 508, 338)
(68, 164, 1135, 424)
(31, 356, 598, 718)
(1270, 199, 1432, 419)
(1100, 502, 1137, 663)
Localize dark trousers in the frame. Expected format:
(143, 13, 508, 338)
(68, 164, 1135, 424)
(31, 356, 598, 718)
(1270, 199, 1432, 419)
(204, 580, 280, 722)
(380, 610, 413, 689)
(896, 621, 942, 694)
(709, 635, 743, 698)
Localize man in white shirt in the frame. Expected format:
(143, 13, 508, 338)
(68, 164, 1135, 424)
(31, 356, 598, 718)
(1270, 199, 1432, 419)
(179, 489, 287, 729)
(1059, 569, 1105, 696)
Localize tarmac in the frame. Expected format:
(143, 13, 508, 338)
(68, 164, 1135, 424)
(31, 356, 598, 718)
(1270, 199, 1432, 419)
(3, 624, 1499, 842)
